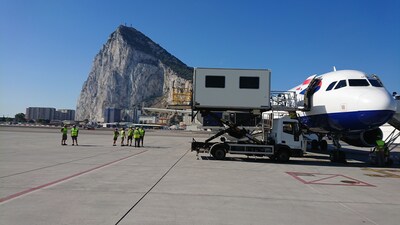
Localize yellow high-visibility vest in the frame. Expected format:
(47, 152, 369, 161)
(134, 129, 140, 139)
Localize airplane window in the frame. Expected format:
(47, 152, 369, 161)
(368, 79, 383, 87)
(334, 80, 347, 89)
(349, 79, 370, 86)
(326, 81, 337, 91)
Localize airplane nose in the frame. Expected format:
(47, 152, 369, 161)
(357, 89, 396, 126)
(358, 89, 396, 111)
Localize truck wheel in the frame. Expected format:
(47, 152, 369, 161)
(213, 148, 226, 160)
(319, 140, 328, 151)
(276, 147, 290, 163)
(210, 148, 216, 157)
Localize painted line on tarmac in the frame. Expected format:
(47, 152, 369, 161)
(287, 172, 375, 187)
(0, 150, 148, 204)
(0, 150, 123, 179)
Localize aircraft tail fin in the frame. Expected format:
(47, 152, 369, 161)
(290, 74, 317, 95)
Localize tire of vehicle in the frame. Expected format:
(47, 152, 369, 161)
(276, 145, 290, 163)
(210, 148, 216, 157)
(213, 148, 226, 160)
(319, 140, 328, 151)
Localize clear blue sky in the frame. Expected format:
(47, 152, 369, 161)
(1, 0, 399, 117)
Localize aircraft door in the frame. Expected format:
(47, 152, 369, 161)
(303, 78, 321, 111)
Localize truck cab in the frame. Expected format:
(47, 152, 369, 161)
(268, 114, 307, 157)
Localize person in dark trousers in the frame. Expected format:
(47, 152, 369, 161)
(133, 127, 140, 147)
(139, 126, 145, 147)
(113, 128, 119, 146)
(127, 126, 134, 146)
(120, 128, 126, 146)
(71, 125, 79, 146)
(61, 125, 68, 145)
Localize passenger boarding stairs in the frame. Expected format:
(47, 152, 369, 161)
(369, 98, 400, 165)
(386, 98, 400, 149)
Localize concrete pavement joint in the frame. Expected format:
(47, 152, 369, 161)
(115, 149, 190, 224)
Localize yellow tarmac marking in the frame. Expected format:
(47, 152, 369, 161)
(362, 168, 400, 178)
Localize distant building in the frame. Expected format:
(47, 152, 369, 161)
(25, 107, 76, 122)
(104, 107, 121, 123)
(25, 107, 56, 121)
(55, 109, 75, 121)
(139, 115, 157, 124)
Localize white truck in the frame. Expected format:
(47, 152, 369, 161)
(191, 68, 306, 162)
(191, 111, 307, 162)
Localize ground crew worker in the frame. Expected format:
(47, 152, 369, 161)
(112, 128, 119, 146)
(127, 126, 134, 146)
(375, 138, 385, 165)
(133, 127, 140, 147)
(120, 128, 126, 146)
(61, 125, 68, 145)
(71, 125, 79, 146)
(139, 126, 145, 147)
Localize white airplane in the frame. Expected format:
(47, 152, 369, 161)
(290, 69, 396, 161)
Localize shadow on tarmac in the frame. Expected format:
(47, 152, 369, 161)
(200, 149, 400, 169)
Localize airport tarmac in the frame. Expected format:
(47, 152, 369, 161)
(1, 126, 400, 225)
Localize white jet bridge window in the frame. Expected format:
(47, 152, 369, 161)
(348, 79, 370, 86)
(239, 76, 259, 89)
(205, 75, 225, 88)
(334, 80, 347, 89)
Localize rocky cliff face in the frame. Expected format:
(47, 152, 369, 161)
(75, 25, 192, 121)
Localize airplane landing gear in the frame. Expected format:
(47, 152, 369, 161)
(329, 134, 346, 163)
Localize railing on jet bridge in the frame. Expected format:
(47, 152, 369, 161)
(270, 91, 298, 111)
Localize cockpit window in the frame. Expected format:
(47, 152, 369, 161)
(368, 79, 383, 87)
(326, 81, 337, 91)
(334, 80, 347, 89)
(349, 79, 370, 86)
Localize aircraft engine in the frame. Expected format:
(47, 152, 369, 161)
(340, 128, 383, 147)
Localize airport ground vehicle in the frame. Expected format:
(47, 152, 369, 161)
(191, 68, 306, 162)
(191, 111, 307, 162)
